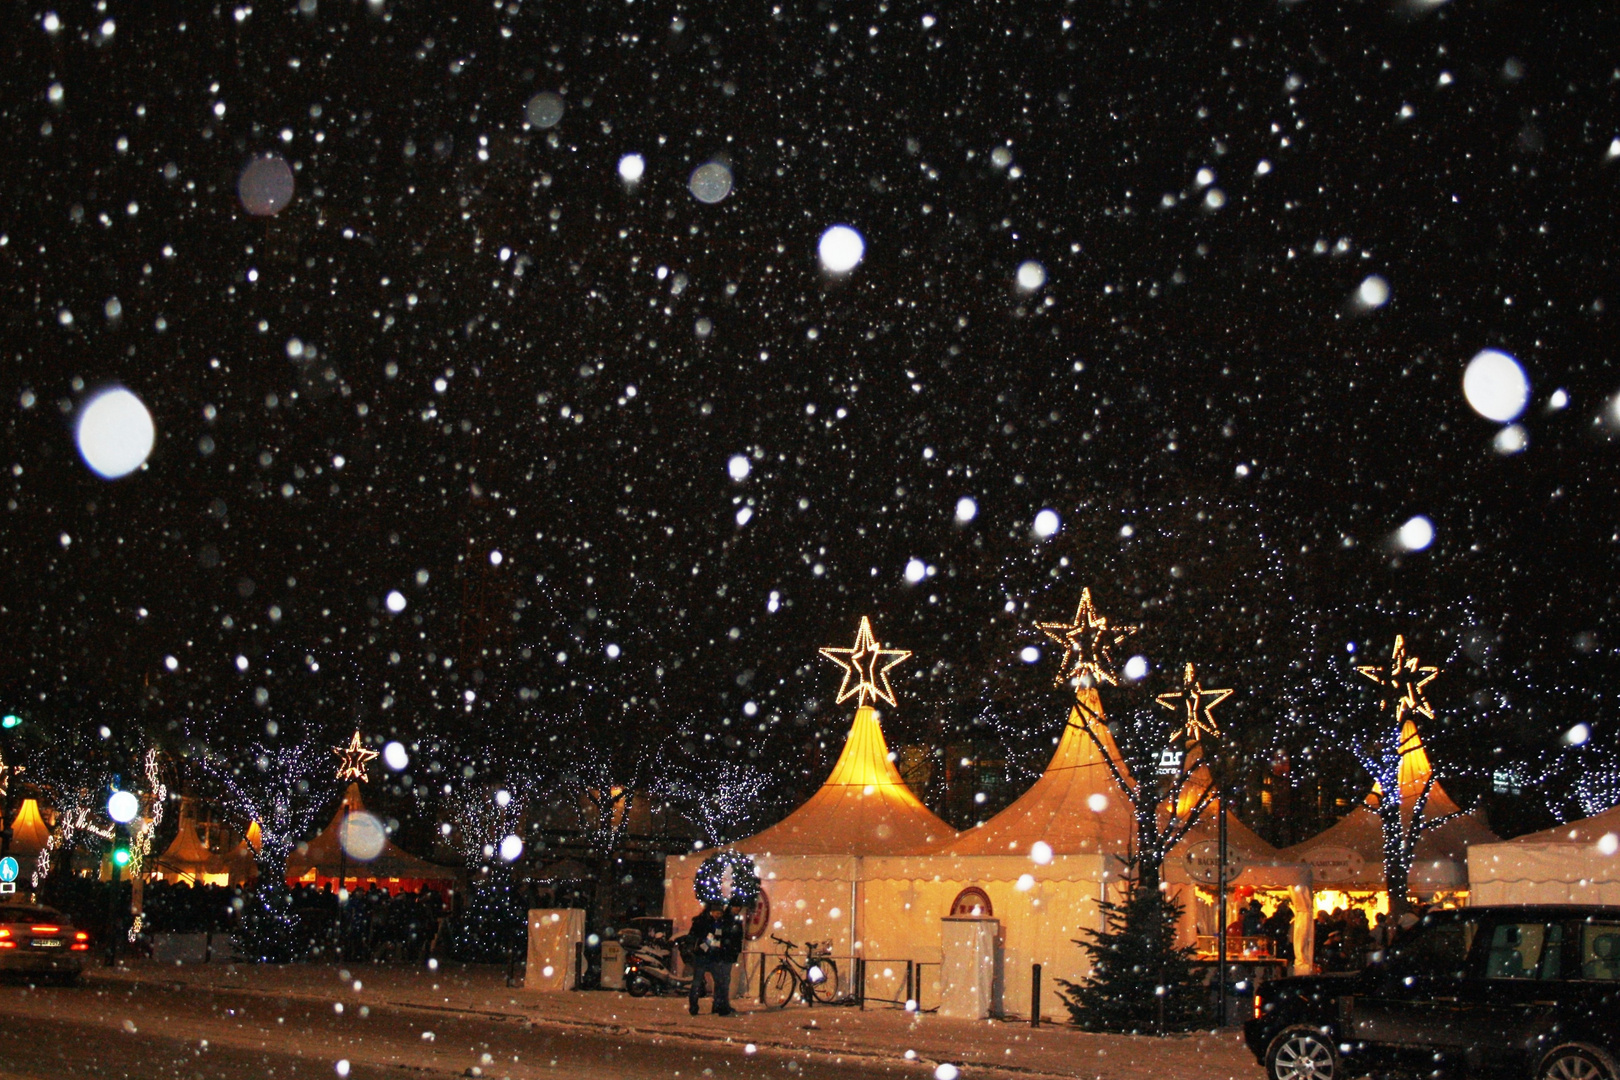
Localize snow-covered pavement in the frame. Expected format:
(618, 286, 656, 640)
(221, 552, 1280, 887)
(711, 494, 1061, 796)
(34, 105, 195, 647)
(46, 960, 1263, 1080)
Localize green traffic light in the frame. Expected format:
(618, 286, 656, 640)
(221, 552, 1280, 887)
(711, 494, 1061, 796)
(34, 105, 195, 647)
(112, 848, 132, 867)
(0, 714, 19, 729)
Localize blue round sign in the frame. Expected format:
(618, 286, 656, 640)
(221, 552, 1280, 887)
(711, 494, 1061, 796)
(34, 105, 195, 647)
(0, 856, 18, 883)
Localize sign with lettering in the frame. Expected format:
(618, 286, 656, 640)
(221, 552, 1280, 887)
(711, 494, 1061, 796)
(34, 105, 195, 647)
(1183, 839, 1247, 885)
(1302, 845, 1367, 884)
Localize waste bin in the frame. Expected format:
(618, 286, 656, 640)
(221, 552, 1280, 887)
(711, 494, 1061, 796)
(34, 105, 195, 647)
(600, 940, 626, 990)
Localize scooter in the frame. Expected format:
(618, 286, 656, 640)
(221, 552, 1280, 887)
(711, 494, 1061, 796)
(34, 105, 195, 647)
(624, 932, 691, 998)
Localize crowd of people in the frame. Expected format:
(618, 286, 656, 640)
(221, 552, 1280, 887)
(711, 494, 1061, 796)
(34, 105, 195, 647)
(138, 878, 452, 961)
(1232, 896, 1297, 963)
(1311, 903, 1429, 972)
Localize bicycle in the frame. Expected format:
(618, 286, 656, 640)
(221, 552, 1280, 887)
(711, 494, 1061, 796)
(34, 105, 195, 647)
(764, 934, 839, 1007)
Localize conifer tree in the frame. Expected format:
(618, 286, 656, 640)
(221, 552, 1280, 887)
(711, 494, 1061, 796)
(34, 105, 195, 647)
(1058, 883, 1207, 1034)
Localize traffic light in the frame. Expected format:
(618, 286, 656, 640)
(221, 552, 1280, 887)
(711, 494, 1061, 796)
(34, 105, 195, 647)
(111, 843, 132, 868)
(0, 714, 19, 729)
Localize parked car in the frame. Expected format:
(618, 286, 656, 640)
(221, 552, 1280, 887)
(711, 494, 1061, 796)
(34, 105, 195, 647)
(1247, 905, 1620, 1080)
(0, 902, 90, 983)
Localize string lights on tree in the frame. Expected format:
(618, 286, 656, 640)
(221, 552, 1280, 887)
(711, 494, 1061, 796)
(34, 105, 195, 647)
(199, 733, 339, 962)
(819, 616, 911, 707)
(1347, 636, 1461, 915)
(1047, 588, 1227, 1034)
(1043, 589, 1230, 890)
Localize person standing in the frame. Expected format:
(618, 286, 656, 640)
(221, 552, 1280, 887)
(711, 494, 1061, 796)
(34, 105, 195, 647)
(1264, 899, 1295, 964)
(686, 899, 734, 1017)
(715, 898, 747, 1014)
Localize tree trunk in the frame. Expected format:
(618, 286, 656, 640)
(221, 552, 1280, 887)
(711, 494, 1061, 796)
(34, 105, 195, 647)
(593, 855, 617, 932)
(1135, 799, 1163, 893)
(1380, 806, 1412, 920)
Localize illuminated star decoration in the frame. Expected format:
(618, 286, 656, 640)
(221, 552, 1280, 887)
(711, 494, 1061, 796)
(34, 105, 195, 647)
(1036, 588, 1138, 688)
(333, 730, 378, 783)
(1155, 662, 1233, 744)
(819, 616, 912, 708)
(1355, 635, 1439, 725)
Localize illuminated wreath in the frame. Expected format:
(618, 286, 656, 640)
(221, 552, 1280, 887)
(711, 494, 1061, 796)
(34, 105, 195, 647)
(693, 849, 761, 907)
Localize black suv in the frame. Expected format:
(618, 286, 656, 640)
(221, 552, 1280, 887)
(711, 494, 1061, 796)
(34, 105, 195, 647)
(1246, 906, 1620, 1080)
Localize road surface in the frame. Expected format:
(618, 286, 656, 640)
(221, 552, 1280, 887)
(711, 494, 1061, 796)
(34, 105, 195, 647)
(0, 975, 921, 1080)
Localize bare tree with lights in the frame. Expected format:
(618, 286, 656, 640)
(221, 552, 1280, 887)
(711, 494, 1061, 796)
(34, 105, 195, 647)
(1040, 589, 1227, 1034)
(658, 757, 771, 849)
(1347, 636, 1467, 916)
(530, 703, 666, 929)
(1037, 589, 1231, 891)
(442, 759, 543, 961)
(198, 735, 338, 961)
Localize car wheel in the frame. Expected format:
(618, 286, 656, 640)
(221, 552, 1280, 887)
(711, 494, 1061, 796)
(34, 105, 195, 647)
(1265, 1025, 1340, 1080)
(1539, 1045, 1619, 1080)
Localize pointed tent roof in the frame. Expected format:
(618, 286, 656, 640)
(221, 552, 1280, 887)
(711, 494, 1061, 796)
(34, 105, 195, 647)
(1282, 720, 1496, 887)
(152, 798, 258, 883)
(5, 798, 51, 857)
(1381, 719, 1462, 817)
(942, 689, 1137, 857)
(287, 783, 452, 882)
(737, 705, 957, 856)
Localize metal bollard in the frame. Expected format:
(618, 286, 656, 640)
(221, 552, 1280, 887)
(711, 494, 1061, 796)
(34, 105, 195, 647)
(1031, 963, 1042, 1027)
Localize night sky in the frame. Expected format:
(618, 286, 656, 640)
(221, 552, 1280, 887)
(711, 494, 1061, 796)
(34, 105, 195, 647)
(3, 1, 1618, 835)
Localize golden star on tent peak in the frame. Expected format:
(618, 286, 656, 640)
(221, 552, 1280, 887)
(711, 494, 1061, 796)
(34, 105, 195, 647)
(333, 730, 378, 783)
(1036, 588, 1138, 689)
(1155, 662, 1233, 744)
(1356, 635, 1439, 724)
(820, 616, 911, 708)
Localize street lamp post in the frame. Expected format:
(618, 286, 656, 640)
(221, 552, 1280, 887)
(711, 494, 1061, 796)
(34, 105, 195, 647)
(1217, 788, 1229, 1027)
(0, 714, 23, 864)
(106, 789, 139, 966)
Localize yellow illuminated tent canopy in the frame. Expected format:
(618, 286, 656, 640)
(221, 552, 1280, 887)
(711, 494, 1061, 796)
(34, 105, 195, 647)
(942, 688, 1135, 858)
(736, 704, 957, 856)
(287, 783, 453, 886)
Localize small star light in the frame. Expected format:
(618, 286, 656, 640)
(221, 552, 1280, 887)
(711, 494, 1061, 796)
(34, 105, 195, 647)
(1155, 663, 1233, 744)
(1036, 588, 1138, 688)
(1356, 635, 1440, 724)
(333, 730, 379, 783)
(819, 616, 911, 708)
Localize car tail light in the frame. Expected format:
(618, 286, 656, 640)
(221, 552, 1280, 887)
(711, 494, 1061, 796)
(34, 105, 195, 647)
(0, 929, 12, 951)
(71, 943, 89, 951)
(31, 926, 60, 935)
(1254, 995, 1264, 1021)
(75, 931, 88, 941)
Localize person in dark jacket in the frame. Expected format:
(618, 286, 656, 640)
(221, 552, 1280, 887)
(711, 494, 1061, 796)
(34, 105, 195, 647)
(720, 898, 747, 965)
(686, 900, 735, 1016)
(1264, 899, 1295, 963)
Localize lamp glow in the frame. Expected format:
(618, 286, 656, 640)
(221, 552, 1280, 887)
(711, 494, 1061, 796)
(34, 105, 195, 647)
(107, 790, 139, 824)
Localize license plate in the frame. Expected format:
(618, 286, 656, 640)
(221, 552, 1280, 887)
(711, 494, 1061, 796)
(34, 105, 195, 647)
(31, 939, 63, 948)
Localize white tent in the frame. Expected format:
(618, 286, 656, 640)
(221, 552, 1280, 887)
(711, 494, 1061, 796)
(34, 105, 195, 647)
(1468, 804, 1620, 906)
(3, 799, 52, 883)
(1282, 720, 1497, 904)
(151, 798, 258, 886)
(665, 702, 956, 983)
(288, 784, 452, 888)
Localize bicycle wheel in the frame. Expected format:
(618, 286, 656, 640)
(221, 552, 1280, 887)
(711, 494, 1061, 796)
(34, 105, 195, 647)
(765, 964, 798, 1008)
(806, 958, 839, 1003)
